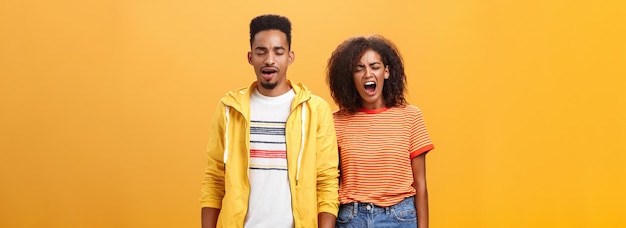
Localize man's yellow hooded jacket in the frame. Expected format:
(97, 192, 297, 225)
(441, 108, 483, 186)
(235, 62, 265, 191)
(200, 80, 339, 227)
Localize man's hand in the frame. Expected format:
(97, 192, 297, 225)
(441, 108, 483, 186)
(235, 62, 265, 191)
(201, 207, 220, 228)
(318, 212, 336, 228)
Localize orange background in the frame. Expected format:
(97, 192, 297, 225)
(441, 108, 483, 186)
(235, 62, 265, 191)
(1, 0, 625, 227)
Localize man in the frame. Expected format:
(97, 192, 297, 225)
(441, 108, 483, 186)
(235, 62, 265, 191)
(200, 14, 339, 228)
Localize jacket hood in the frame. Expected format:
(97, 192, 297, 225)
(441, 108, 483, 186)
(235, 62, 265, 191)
(220, 80, 312, 115)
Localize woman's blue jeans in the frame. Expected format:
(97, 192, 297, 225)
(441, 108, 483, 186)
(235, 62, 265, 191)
(336, 196, 417, 228)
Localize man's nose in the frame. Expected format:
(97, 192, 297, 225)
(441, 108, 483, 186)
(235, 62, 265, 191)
(264, 53, 275, 65)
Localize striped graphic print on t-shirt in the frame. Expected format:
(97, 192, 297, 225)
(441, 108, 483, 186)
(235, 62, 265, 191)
(249, 120, 288, 171)
(333, 105, 434, 207)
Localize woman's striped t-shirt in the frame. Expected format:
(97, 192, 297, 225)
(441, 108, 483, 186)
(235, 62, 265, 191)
(333, 105, 434, 207)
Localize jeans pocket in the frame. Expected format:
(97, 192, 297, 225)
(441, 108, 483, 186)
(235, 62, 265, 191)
(391, 207, 417, 222)
(336, 204, 354, 224)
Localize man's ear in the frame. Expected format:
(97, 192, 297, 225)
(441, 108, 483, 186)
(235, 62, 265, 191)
(289, 50, 295, 65)
(247, 51, 252, 64)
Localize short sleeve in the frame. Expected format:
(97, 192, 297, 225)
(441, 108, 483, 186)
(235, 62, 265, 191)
(408, 106, 434, 159)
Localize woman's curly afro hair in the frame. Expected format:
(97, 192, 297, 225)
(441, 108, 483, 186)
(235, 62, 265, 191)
(326, 35, 407, 114)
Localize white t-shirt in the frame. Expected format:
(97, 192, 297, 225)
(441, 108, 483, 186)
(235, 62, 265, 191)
(244, 88, 295, 228)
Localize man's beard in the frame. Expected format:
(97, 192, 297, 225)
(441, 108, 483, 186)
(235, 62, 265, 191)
(260, 81, 278, 90)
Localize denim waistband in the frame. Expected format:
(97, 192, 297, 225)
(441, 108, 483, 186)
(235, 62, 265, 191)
(342, 196, 415, 214)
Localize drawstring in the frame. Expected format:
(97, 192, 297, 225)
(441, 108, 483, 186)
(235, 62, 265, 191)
(223, 106, 230, 164)
(296, 102, 306, 185)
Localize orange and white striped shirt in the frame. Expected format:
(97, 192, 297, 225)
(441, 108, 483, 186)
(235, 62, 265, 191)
(333, 105, 434, 207)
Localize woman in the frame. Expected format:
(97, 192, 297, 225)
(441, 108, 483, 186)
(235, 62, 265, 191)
(327, 35, 434, 228)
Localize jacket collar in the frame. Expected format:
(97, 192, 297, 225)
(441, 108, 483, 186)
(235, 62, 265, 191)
(221, 79, 311, 116)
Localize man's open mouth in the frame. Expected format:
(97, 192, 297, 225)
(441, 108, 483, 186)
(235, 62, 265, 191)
(261, 68, 278, 75)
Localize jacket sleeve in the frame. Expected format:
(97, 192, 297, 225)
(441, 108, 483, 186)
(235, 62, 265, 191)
(314, 98, 340, 216)
(200, 101, 226, 209)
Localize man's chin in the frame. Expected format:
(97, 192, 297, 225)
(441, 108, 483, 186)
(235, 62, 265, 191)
(260, 81, 278, 90)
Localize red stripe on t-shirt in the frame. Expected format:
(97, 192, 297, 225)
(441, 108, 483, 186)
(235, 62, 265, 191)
(250, 149, 287, 159)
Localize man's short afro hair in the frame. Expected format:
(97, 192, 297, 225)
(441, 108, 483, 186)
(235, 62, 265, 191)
(249, 14, 292, 49)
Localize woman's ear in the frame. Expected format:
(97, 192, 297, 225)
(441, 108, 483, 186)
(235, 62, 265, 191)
(384, 65, 390, 79)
